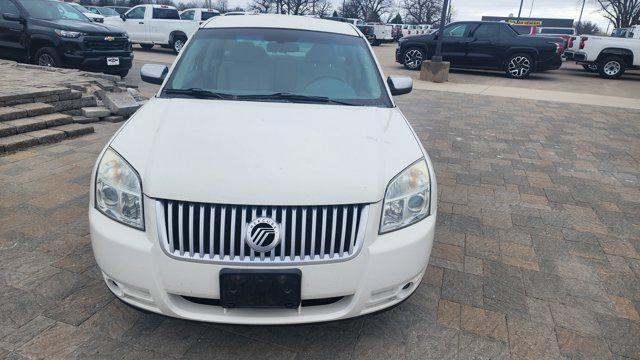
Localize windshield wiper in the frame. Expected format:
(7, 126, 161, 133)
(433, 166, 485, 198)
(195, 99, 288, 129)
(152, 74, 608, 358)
(236, 93, 362, 106)
(163, 88, 234, 100)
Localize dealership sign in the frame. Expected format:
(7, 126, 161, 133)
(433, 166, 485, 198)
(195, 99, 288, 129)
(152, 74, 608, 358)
(481, 16, 573, 28)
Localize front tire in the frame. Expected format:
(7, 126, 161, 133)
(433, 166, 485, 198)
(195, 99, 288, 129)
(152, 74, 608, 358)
(582, 63, 598, 73)
(597, 56, 625, 79)
(33, 47, 61, 68)
(505, 53, 533, 79)
(403, 47, 424, 70)
(171, 36, 186, 54)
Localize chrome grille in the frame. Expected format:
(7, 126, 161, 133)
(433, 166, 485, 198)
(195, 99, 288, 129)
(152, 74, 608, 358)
(155, 200, 369, 264)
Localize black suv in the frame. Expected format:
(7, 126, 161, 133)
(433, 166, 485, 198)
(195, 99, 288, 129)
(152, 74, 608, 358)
(0, 0, 133, 77)
(396, 21, 563, 78)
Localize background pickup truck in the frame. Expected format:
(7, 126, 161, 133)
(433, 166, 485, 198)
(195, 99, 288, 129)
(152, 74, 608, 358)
(105, 4, 198, 53)
(564, 35, 639, 78)
(179, 8, 221, 24)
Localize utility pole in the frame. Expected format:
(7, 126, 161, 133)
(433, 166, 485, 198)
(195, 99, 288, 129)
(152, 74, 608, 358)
(528, 0, 534, 17)
(516, 0, 524, 22)
(433, 0, 450, 61)
(577, 0, 586, 30)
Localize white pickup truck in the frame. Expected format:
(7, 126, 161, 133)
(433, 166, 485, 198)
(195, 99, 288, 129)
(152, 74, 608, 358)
(564, 34, 640, 79)
(104, 4, 198, 54)
(180, 8, 221, 24)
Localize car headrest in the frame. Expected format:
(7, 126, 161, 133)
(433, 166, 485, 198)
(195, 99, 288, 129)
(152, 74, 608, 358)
(226, 42, 267, 61)
(305, 44, 338, 64)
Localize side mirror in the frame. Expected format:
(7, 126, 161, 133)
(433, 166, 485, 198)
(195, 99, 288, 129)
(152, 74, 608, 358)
(387, 76, 412, 96)
(140, 64, 168, 85)
(2, 13, 21, 22)
(120, 14, 126, 21)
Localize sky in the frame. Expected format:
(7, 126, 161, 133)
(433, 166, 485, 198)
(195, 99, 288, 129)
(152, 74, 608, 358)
(198, 0, 613, 32)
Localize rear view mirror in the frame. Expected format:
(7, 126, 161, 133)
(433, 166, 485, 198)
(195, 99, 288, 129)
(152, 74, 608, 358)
(2, 13, 21, 22)
(140, 64, 168, 85)
(387, 76, 413, 96)
(120, 14, 126, 21)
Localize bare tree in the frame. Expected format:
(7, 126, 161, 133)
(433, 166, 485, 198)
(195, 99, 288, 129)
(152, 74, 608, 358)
(311, 0, 333, 17)
(401, 0, 441, 24)
(594, 0, 640, 27)
(249, 0, 275, 13)
(214, 0, 229, 12)
(575, 20, 601, 34)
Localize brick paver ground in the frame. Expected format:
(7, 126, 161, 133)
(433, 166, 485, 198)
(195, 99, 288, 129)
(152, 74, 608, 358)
(0, 90, 639, 359)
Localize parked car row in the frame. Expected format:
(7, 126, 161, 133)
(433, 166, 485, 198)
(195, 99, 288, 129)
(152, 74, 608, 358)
(396, 21, 563, 79)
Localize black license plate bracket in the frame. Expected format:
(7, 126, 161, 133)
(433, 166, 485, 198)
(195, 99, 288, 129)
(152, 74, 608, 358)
(219, 269, 301, 309)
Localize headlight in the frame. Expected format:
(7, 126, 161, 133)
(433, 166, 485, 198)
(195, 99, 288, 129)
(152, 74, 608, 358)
(95, 148, 144, 230)
(54, 29, 84, 38)
(380, 158, 431, 234)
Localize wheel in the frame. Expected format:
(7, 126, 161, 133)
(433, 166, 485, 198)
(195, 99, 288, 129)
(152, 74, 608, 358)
(403, 47, 424, 70)
(33, 47, 61, 68)
(505, 53, 533, 79)
(171, 36, 186, 54)
(582, 63, 598, 73)
(597, 56, 625, 79)
(140, 44, 154, 50)
(372, 37, 380, 46)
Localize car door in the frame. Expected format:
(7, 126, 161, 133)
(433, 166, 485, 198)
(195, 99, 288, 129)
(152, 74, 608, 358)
(440, 23, 472, 64)
(465, 23, 502, 68)
(0, 0, 26, 60)
(123, 6, 148, 43)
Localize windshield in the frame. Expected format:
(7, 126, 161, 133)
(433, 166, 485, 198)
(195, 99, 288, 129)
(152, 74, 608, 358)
(69, 3, 91, 14)
(98, 7, 119, 16)
(163, 28, 391, 107)
(21, 0, 89, 21)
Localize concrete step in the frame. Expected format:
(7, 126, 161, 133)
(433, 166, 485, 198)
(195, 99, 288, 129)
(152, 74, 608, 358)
(1, 113, 72, 135)
(13, 102, 56, 117)
(0, 123, 94, 154)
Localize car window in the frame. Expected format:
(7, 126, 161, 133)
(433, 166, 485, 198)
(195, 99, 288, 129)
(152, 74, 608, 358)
(98, 7, 119, 16)
(164, 28, 392, 107)
(443, 23, 469, 37)
(180, 10, 194, 20)
(0, 0, 19, 15)
(153, 7, 180, 20)
(512, 25, 532, 35)
(20, 0, 88, 21)
(126, 6, 145, 19)
(201, 11, 219, 20)
(473, 24, 500, 38)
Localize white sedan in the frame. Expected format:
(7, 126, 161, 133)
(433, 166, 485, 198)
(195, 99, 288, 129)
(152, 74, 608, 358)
(89, 14, 437, 325)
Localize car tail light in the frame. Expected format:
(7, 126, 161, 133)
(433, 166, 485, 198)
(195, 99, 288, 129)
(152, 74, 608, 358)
(579, 36, 588, 49)
(551, 42, 564, 54)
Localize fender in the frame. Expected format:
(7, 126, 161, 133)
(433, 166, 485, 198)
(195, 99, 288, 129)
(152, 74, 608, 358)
(597, 47, 634, 64)
(27, 33, 58, 60)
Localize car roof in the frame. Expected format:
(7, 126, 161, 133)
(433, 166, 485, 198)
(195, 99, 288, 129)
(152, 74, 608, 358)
(202, 14, 360, 36)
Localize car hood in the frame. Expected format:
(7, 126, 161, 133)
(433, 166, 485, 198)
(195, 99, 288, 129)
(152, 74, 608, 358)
(31, 18, 121, 34)
(110, 98, 424, 205)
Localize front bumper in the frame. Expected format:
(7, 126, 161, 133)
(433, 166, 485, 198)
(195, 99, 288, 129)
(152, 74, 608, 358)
(90, 197, 436, 325)
(59, 36, 133, 75)
(62, 51, 133, 75)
